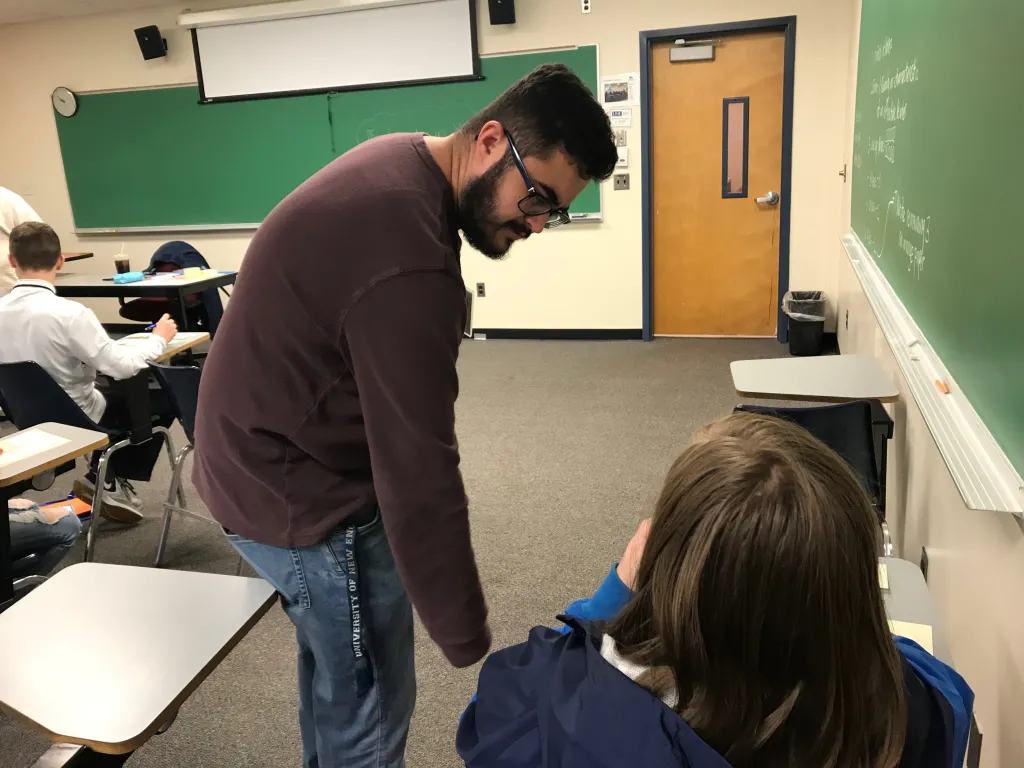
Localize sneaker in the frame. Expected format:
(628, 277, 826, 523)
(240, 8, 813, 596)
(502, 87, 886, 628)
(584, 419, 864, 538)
(73, 477, 144, 524)
(117, 479, 144, 510)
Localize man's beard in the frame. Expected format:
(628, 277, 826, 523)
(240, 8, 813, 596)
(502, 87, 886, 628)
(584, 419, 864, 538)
(456, 156, 532, 259)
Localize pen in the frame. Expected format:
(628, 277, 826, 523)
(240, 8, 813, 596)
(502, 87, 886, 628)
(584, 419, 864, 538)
(145, 323, 157, 331)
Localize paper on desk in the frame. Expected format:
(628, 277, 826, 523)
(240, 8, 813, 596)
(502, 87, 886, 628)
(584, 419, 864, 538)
(0, 429, 70, 468)
(888, 619, 933, 653)
(878, 563, 889, 590)
(121, 331, 207, 344)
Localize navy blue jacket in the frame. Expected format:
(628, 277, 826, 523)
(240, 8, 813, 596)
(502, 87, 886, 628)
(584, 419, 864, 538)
(457, 566, 974, 768)
(149, 241, 225, 334)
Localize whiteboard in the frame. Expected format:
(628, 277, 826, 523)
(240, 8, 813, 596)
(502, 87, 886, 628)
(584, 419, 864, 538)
(192, 0, 478, 101)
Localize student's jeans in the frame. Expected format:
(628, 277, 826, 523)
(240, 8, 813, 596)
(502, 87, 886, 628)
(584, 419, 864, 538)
(9, 509, 82, 576)
(224, 509, 416, 768)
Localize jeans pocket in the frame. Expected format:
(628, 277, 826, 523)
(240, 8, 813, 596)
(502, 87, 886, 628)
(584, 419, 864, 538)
(288, 548, 312, 610)
(355, 507, 382, 535)
(225, 532, 311, 611)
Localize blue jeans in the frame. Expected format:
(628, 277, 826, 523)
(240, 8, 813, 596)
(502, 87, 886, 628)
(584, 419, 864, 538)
(225, 510, 416, 768)
(9, 509, 82, 577)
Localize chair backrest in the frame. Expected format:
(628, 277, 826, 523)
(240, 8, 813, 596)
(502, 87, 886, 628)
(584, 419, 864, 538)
(733, 400, 882, 510)
(149, 363, 201, 443)
(0, 361, 99, 431)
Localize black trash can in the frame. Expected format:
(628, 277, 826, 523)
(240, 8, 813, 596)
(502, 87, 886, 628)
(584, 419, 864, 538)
(783, 291, 826, 356)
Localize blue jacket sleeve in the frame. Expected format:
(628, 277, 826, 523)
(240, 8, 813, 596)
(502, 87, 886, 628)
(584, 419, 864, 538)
(461, 563, 634, 720)
(559, 563, 633, 633)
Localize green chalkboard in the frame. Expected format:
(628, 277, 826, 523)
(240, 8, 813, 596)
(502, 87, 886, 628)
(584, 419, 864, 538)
(851, 0, 1024, 474)
(54, 46, 600, 230)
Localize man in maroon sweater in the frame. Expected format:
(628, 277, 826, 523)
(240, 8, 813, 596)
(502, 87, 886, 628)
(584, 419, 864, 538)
(193, 65, 616, 768)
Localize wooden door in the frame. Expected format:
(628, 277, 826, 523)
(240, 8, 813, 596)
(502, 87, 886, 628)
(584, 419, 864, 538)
(652, 31, 785, 336)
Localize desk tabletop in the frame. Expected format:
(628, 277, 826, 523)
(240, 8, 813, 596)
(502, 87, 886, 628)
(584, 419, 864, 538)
(0, 423, 108, 488)
(119, 331, 210, 362)
(731, 355, 899, 403)
(882, 557, 951, 665)
(0, 563, 276, 753)
(55, 270, 236, 298)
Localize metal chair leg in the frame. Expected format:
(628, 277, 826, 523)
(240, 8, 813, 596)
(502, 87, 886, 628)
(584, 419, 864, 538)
(12, 574, 46, 591)
(155, 443, 193, 567)
(84, 438, 132, 563)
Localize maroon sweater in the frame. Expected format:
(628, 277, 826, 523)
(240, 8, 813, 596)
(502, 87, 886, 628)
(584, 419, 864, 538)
(192, 134, 489, 667)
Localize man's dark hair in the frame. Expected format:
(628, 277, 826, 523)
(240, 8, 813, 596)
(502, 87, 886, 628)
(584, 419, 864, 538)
(9, 221, 62, 271)
(462, 64, 617, 181)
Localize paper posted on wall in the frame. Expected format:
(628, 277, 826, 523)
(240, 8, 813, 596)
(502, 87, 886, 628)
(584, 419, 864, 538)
(600, 73, 640, 106)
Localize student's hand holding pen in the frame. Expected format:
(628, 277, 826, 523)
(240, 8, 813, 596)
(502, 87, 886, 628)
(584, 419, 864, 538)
(150, 313, 178, 343)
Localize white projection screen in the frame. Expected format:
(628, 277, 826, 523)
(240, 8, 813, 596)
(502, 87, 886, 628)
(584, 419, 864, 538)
(190, 0, 479, 102)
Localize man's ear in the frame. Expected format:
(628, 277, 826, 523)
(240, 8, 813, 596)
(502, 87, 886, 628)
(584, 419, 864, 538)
(7, 253, 16, 270)
(56, 254, 66, 272)
(475, 120, 507, 160)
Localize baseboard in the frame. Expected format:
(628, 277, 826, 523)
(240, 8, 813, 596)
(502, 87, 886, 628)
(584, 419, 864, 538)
(472, 328, 643, 341)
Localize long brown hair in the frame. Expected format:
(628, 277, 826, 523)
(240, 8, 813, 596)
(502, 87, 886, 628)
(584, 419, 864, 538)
(608, 412, 905, 768)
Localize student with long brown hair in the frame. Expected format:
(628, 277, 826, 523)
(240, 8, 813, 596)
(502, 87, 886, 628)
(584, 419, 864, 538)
(458, 412, 973, 768)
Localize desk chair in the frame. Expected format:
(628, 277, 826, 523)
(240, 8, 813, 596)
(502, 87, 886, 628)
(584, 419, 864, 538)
(150, 364, 243, 574)
(0, 362, 178, 563)
(734, 400, 892, 555)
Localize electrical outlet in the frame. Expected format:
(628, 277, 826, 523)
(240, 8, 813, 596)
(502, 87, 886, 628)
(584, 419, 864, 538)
(613, 128, 627, 147)
(581, 0, 591, 13)
(613, 173, 630, 191)
(476, 282, 486, 298)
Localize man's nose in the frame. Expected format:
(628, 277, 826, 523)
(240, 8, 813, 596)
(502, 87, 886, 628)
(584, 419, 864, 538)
(526, 215, 547, 234)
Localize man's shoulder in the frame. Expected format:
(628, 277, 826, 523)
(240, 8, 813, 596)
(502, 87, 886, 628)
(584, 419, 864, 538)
(310, 134, 448, 206)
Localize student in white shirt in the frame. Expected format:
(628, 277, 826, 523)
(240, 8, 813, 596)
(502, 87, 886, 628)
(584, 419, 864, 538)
(0, 187, 42, 296)
(0, 222, 178, 522)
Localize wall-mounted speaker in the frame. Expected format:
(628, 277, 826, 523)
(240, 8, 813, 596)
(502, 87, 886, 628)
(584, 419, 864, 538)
(488, 0, 515, 25)
(134, 25, 168, 60)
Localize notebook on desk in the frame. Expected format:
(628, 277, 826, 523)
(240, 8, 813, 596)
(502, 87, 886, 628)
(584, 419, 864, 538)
(888, 619, 934, 653)
(120, 331, 207, 345)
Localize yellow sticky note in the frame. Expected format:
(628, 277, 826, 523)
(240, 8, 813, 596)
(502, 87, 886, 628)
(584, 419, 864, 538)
(888, 619, 933, 653)
(878, 563, 889, 590)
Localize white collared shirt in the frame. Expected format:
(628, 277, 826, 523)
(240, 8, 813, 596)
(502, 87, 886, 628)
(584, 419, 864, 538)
(0, 188, 42, 297)
(0, 279, 167, 422)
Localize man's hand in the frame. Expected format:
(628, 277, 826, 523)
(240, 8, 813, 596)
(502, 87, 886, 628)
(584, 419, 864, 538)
(152, 313, 177, 343)
(616, 519, 652, 590)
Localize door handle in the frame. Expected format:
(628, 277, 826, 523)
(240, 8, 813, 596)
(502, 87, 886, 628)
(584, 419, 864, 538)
(756, 191, 780, 206)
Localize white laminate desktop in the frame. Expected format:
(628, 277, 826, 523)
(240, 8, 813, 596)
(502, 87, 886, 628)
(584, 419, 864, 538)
(731, 355, 898, 403)
(0, 563, 276, 753)
(0, 423, 108, 488)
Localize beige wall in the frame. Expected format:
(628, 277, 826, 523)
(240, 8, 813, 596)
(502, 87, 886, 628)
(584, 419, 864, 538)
(0, 0, 856, 328)
(837, 3, 1024, 766)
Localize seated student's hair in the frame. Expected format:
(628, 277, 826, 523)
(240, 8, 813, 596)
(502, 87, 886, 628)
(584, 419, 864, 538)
(10, 221, 61, 271)
(608, 412, 905, 768)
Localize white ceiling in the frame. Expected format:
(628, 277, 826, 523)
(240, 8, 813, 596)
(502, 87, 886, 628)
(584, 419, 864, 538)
(0, 0, 170, 26)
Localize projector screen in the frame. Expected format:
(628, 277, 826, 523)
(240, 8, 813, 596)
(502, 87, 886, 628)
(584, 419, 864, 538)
(191, 0, 479, 102)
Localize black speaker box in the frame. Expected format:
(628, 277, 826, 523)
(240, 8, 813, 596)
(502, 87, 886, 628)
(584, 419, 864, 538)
(134, 25, 168, 60)
(488, 0, 515, 25)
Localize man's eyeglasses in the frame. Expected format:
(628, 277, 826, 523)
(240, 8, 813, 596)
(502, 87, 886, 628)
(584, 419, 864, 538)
(506, 133, 572, 229)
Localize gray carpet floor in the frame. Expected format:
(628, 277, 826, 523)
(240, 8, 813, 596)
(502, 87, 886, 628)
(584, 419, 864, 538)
(1, 338, 795, 768)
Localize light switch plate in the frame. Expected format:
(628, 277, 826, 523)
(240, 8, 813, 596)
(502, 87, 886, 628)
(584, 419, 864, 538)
(613, 128, 627, 147)
(613, 173, 629, 191)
